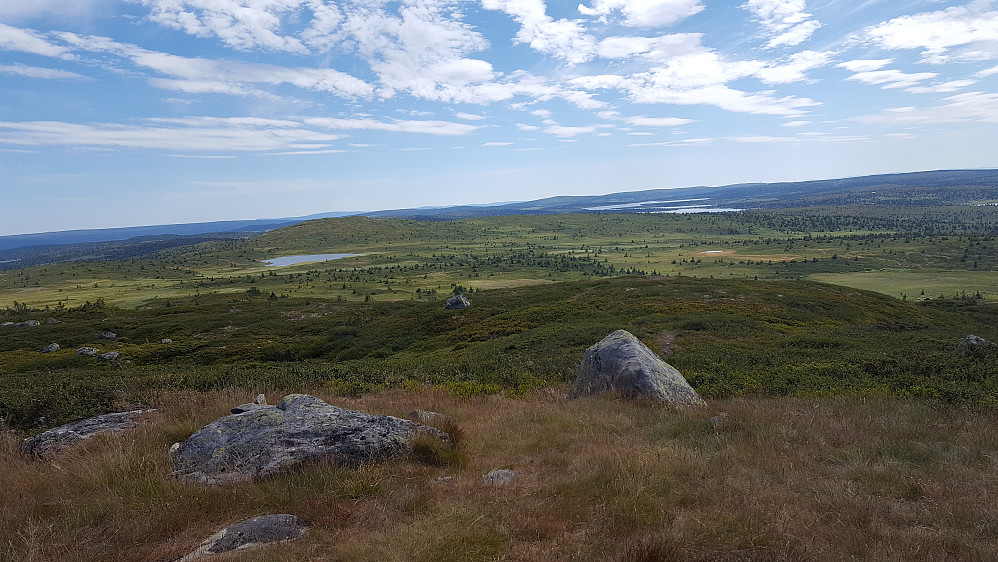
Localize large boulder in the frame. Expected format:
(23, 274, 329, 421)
(170, 394, 451, 485)
(569, 330, 706, 408)
(22, 409, 156, 458)
(177, 514, 308, 561)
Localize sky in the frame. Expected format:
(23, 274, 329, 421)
(1, 0, 998, 235)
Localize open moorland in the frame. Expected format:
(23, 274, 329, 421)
(1, 204, 997, 561)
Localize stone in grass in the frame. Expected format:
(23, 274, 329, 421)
(170, 394, 451, 486)
(483, 469, 516, 485)
(569, 330, 706, 408)
(46, 317, 60, 324)
(176, 514, 308, 561)
(76, 347, 99, 357)
(98, 331, 117, 340)
(958, 334, 996, 353)
(97, 351, 120, 362)
(22, 409, 156, 458)
(444, 294, 471, 309)
(161, 338, 173, 344)
(42, 343, 60, 353)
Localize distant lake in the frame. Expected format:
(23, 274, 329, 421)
(262, 253, 359, 267)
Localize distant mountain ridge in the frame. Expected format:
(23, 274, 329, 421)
(2, 169, 996, 255)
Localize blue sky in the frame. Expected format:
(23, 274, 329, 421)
(1, 0, 997, 235)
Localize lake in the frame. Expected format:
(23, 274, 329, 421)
(262, 253, 359, 267)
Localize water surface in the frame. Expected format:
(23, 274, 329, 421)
(262, 253, 359, 267)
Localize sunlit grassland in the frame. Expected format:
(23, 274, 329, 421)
(2, 210, 996, 311)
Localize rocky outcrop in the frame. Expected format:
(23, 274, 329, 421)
(170, 394, 451, 486)
(22, 409, 156, 458)
(42, 343, 60, 353)
(445, 294, 471, 309)
(230, 393, 269, 414)
(177, 514, 308, 561)
(569, 330, 706, 408)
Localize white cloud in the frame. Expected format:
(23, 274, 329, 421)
(864, 2, 998, 63)
(455, 112, 487, 120)
(483, 0, 596, 63)
(140, 0, 309, 53)
(0, 23, 75, 59)
(782, 120, 809, 127)
(906, 79, 977, 94)
(977, 64, 998, 77)
(837, 59, 891, 72)
(743, 0, 822, 48)
(0, 0, 104, 21)
(0, 63, 85, 79)
(483, 141, 513, 146)
(516, 123, 540, 130)
(579, 0, 704, 27)
(596, 33, 703, 61)
(56, 32, 373, 98)
(304, 117, 482, 135)
(846, 69, 938, 89)
(857, 91, 998, 124)
(755, 50, 831, 84)
(625, 116, 693, 126)
(541, 118, 613, 137)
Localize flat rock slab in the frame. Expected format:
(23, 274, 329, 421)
(483, 469, 516, 485)
(445, 294, 471, 309)
(170, 394, 450, 486)
(177, 514, 308, 561)
(569, 329, 706, 408)
(22, 409, 156, 458)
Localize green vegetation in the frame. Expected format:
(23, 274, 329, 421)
(1, 204, 997, 561)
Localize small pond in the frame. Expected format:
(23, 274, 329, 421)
(262, 253, 360, 267)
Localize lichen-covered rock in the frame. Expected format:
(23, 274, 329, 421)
(15, 320, 40, 328)
(445, 294, 471, 309)
(22, 409, 156, 458)
(483, 469, 516, 485)
(46, 317, 60, 324)
(177, 514, 308, 561)
(97, 351, 120, 361)
(569, 330, 706, 408)
(171, 394, 450, 485)
(76, 347, 99, 357)
(958, 334, 995, 352)
(98, 331, 117, 340)
(42, 343, 60, 353)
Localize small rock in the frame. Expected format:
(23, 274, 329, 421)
(15, 320, 40, 328)
(231, 394, 269, 414)
(1, 321, 13, 327)
(97, 351, 121, 362)
(227, 308, 242, 314)
(709, 413, 730, 430)
(98, 331, 117, 340)
(483, 469, 516, 485)
(445, 294, 471, 309)
(42, 343, 61, 353)
(432, 476, 455, 485)
(22, 409, 156, 458)
(161, 338, 173, 344)
(255, 394, 267, 405)
(958, 334, 996, 352)
(177, 514, 308, 561)
(46, 317, 61, 324)
(76, 347, 99, 357)
(408, 409, 445, 424)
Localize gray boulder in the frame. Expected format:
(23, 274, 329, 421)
(46, 317, 60, 324)
(15, 320, 40, 328)
(569, 330, 706, 408)
(76, 347, 99, 357)
(22, 409, 156, 458)
(42, 343, 60, 353)
(161, 338, 173, 344)
(958, 334, 995, 352)
(445, 294, 471, 309)
(177, 514, 308, 561)
(98, 331, 117, 340)
(170, 394, 451, 485)
(97, 351, 121, 361)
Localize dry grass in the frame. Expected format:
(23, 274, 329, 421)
(3, 387, 998, 561)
